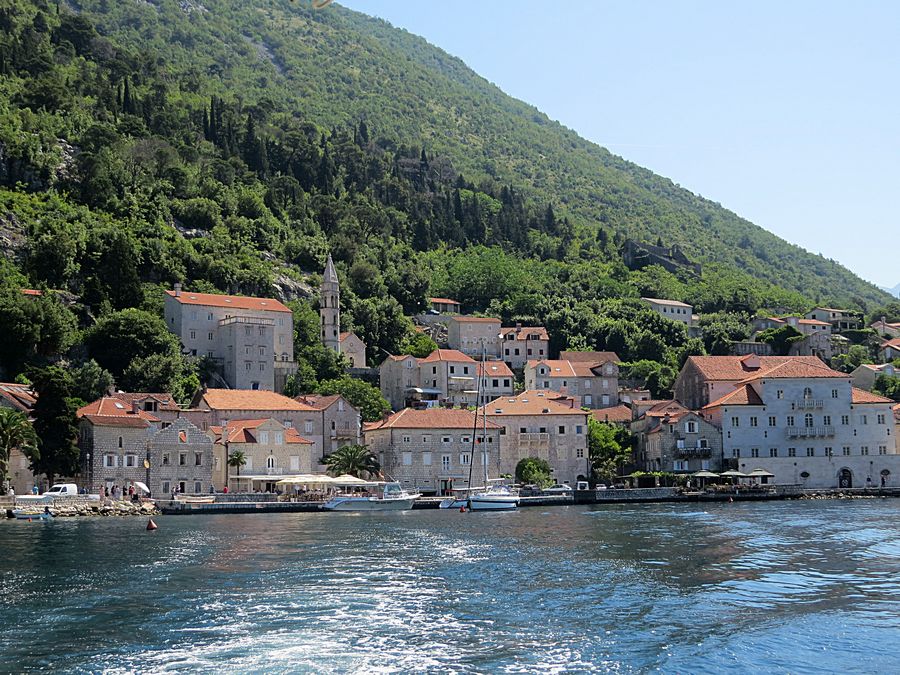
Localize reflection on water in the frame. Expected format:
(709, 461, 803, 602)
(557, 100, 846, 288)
(2, 500, 900, 672)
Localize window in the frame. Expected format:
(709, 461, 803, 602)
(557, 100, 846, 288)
(162, 453, 170, 466)
(732, 449, 740, 458)
(245, 361, 252, 371)
(259, 431, 269, 445)
(861, 415, 868, 425)
(575, 425, 584, 434)
(804, 414, 814, 428)
(731, 417, 740, 428)
(190, 330, 196, 340)
(125, 455, 136, 467)
(422, 435, 431, 443)
(259, 362, 265, 372)
(768, 416, 777, 427)
(788, 447, 796, 457)
(685, 421, 697, 434)
(806, 447, 815, 457)
(751, 448, 759, 458)
(441, 455, 451, 471)
(442, 436, 452, 444)
(825, 447, 833, 457)
(402, 452, 412, 466)
(787, 416, 795, 427)
(576, 448, 584, 458)
(461, 436, 471, 444)
(259, 347, 266, 357)
(769, 448, 778, 457)
(194, 482, 202, 494)
(832, 389, 839, 398)
(195, 452, 202, 466)
(422, 452, 432, 466)
(449, 365, 455, 374)
(877, 414, 886, 425)
(117, 436, 123, 449)
(803, 387, 813, 399)
(179, 453, 187, 466)
(258, 326, 265, 336)
(274, 432, 283, 445)
(207, 312, 213, 321)
(305, 422, 313, 434)
(162, 481, 170, 495)
(208, 332, 214, 341)
(841, 415, 850, 426)
(749, 417, 758, 427)
(879, 446, 887, 455)
(402, 435, 411, 444)
(558, 425, 566, 435)
(861, 446, 869, 456)
(699, 438, 709, 449)
(842, 446, 851, 456)
(460, 453, 471, 466)
(104, 454, 116, 468)
(823, 415, 831, 426)
(776, 390, 784, 399)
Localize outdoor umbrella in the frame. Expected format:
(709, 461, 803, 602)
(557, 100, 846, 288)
(719, 469, 746, 487)
(133, 481, 151, 494)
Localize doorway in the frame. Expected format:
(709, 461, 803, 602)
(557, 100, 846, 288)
(839, 468, 853, 489)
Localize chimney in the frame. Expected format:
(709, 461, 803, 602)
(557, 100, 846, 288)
(174, 282, 182, 297)
(131, 400, 139, 415)
(515, 322, 522, 333)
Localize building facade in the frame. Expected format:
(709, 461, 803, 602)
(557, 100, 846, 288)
(365, 408, 503, 496)
(339, 332, 367, 368)
(805, 307, 862, 332)
(148, 417, 214, 496)
(295, 394, 362, 457)
(447, 316, 502, 358)
(524, 357, 619, 408)
(481, 390, 590, 486)
(500, 325, 550, 370)
(163, 286, 295, 391)
(641, 297, 694, 328)
(634, 410, 724, 474)
(0, 382, 38, 494)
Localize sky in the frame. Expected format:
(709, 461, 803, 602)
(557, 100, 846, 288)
(341, 0, 899, 290)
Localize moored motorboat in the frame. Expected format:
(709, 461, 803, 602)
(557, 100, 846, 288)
(12, 508, 53, 521)
(322, 482, 420, 511)
(174, 495, 216, 504)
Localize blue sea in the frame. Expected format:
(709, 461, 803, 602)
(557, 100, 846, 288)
(2, 500, 900, 672)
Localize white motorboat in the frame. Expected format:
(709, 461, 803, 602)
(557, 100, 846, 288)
(439, 483, 519, 511)
(322, 482, 420, 511)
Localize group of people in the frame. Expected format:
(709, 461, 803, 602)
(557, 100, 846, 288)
(100, 484, 143, 502)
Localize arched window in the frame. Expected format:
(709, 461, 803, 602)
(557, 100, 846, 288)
(266, 456, 276, 469)
(804, 413, 814, 428)
(803, 387, 813, 399)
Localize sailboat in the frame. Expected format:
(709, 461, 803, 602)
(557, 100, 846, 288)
(440, 341, 518, 511)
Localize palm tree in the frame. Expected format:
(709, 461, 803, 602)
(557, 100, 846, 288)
(323, 444, 380, 479)
(0, 409, 38, 492)
(227, 450, 246, 491)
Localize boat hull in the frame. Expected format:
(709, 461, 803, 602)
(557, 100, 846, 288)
(468, 495, 518, 511)
(322, 495, 419, 511)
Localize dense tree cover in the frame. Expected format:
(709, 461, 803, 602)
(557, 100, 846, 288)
(0, 408, 38, 491)
(515, 457, 553, 487)
(315, 376, 390, 423)
(873, 375, 900, 402)
(28, 366, 80, 485)
(757, 325, 805, 356)
(587, 419, 635, 482)
(323, 444, 381, 479)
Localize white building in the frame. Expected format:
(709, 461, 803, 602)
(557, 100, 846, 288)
(641, 297, 694, 327)
(702, 360, 899, 488)
(164, 286, 295, 391)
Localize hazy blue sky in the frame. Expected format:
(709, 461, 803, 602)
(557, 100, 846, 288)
(342, 0, 899, 289)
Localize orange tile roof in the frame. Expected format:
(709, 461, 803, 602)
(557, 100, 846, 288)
(449, 316, 501, 323)
(20, 289, 43, 296)
(851, 388, 894, 405)
(482, 390, 587, 417)
(429, 297, 460, 305)
(685, 356, 831, 381)
(737, 360, 847, 383)
(165, 290, 291, 313)
(110, 392, 182, 412)
(295, 394, 349, 411)
(642, 400, 690, 417)
(590, 405, 632, 423)
(200, 389, 315, 411)
(642, 297, 691, 308)
(797, 319, 830, 326)
(211, 419, 313, 444)
(366, 408, 501, 430)
(703, 385, 765, 409)
(78, 397, 161, 422)
(882, 338, 900, 349)
(529, 359, 611, 378)
(419, 349, 476, 363)
(559, 351, 621, 364)
(478, 361, 514, 378)
(500, 326, 549, 341)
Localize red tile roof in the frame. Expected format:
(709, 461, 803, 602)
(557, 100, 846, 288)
(78, 397, 160, 421)
(165, 290, 291, 313)
(419, 349, 475, 363)
(642, 297, 691, 308)
(851, 388, 895, 405)
(21, 289, 43, 296)
(881, 338, 900, 349)
(429, 297, 460, 305)
(559, 351, 620, 364)
(529, 359, 612, 378)
(500, 326, 549, 341)
(210, 419, 313, 444)
(478, 361, 514, 378)
(685, 356, 831, 381)
(798, 319, 830, 326)
(703, 385, 765, 409)
(0, 383, 36, 413)
(366, 408, 501, 430)
(295, 394, 352, 411)
(481, 390, 587, 417)
(199, 389, 315, 411)
(641, 400, 690, 418)
(590, 405, 632, 424)
(110, 392, 182, 412)
(737, 360, 846, 383)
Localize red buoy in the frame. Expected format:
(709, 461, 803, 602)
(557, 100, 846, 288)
(146, 518, 158, 531)
(459, 505, 466, 513)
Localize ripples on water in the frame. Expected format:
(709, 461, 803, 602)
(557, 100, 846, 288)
(2, 501, 900, 672)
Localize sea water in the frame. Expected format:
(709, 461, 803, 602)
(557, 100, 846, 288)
(2, 500, 900, 672)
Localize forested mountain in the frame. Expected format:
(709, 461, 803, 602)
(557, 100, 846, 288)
(0, 0, 894, 404)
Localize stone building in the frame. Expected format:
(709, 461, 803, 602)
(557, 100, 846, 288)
(364, 408, 503, 496)
(446, 316, 502, 358)
(524, 356, 619, 408)
(851, 363, 897, 392)
(194, 389, 326, 461)
(633, 407, 723, 474)
(295, 394, 362, 458)
(429, 297, 461, 314)
(641, 297, 694, 328)
(673, 354, 826, 410)
(109, 392, 211, 430)
(702, 360, 899, 488)
(0, 382, 38, 494)
(339, 332, 367, 367)
(163, 286, 296, 391)
(320, 254, 367, 368)
(77, 397, 211, 495)
(210, 418, 315, 492)
(805, 307, 862, 332)
(481, 390, 590, 486)
(148, 417, 214, 496)
(499, 325, 550, 370)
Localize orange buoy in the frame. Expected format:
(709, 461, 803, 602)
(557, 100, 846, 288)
(459, 505, 466, 513)
(146, 518, 158, 531)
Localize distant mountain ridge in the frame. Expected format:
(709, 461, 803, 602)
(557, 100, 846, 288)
(881, 284, 900, 298)
(54, 0, 888, 309)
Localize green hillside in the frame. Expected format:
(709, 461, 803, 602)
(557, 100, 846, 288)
(0, 0, 895, 402)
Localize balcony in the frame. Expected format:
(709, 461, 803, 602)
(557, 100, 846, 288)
(520, 432, 550, 447)
(674, 446, 711, 458)
(794, 399, 824, 410)
(786, 426, 835, 438)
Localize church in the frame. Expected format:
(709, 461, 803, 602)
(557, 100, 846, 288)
(320, 254, 367, 368)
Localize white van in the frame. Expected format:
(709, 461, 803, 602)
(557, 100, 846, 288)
(45, 484, 79, 497)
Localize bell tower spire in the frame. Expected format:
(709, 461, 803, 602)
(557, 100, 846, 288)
(321, 254, 341, 353)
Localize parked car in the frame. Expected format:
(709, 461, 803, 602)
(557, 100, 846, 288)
(518, 484, 543, 497)
(45, 483, 79, 497)
(542, 484, 574, 495)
